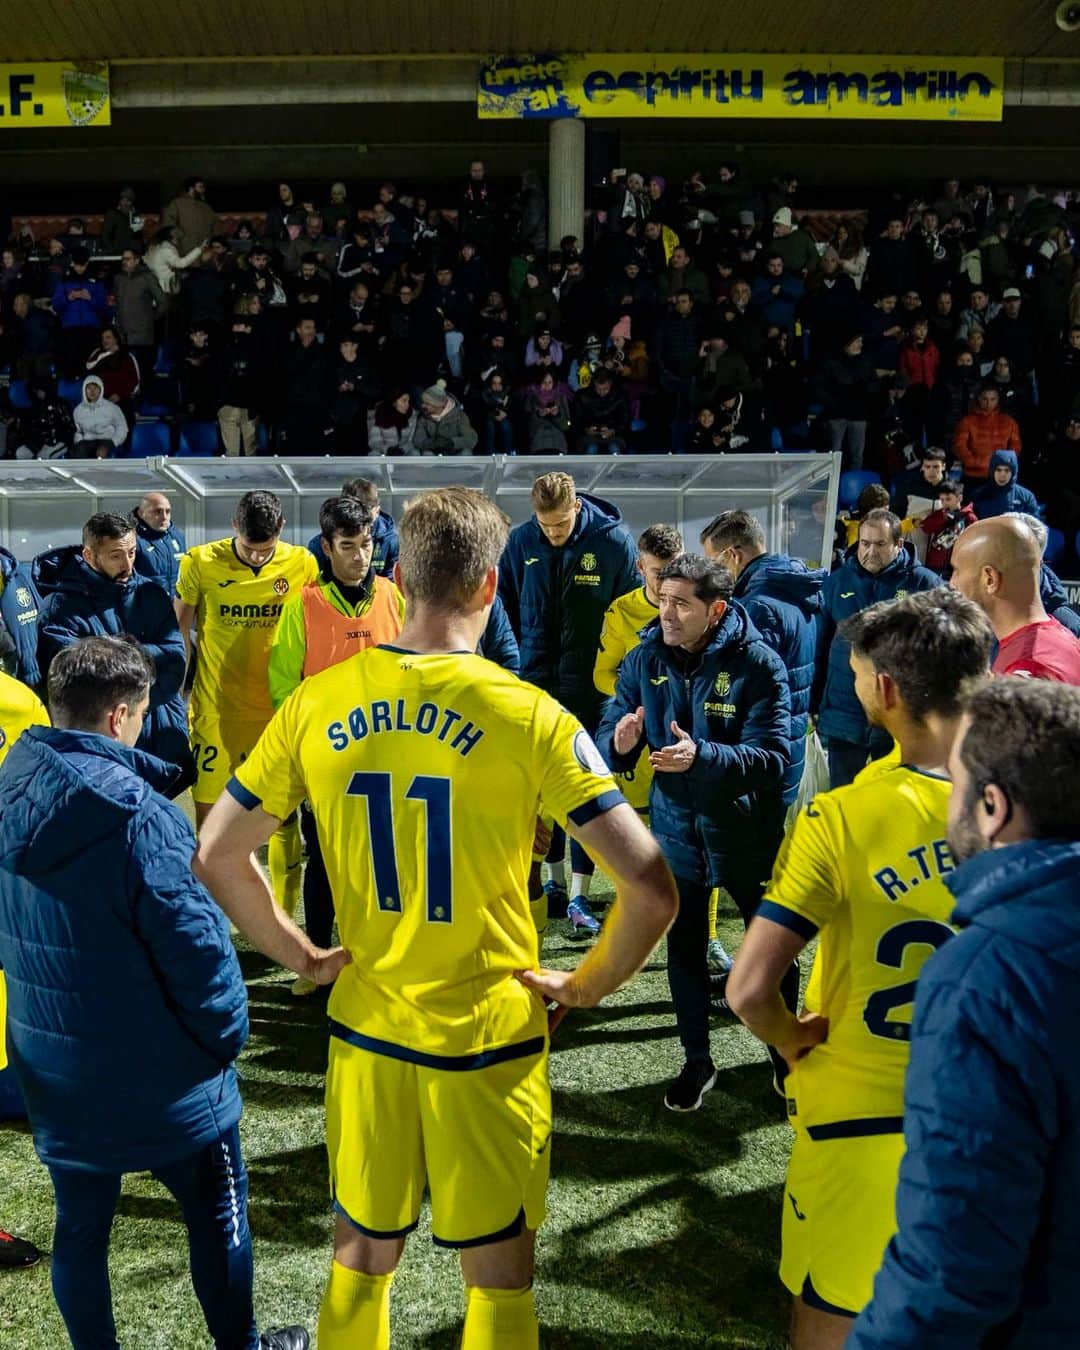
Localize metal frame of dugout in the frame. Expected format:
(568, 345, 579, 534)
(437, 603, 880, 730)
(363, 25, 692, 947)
(0, 453, 842, 571)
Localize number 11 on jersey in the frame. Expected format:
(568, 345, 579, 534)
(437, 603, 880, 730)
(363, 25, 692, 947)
(346, 771, 454, 923)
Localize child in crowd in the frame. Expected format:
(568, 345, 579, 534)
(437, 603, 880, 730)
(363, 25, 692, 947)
(72, 375, 127, 458)
(920, 478, 977, 572)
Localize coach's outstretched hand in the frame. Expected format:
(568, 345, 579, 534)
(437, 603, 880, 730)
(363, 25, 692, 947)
(613, 704, 646, 756)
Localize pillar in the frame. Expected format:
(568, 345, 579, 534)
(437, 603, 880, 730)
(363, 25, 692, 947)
(548, 118, 585, 252)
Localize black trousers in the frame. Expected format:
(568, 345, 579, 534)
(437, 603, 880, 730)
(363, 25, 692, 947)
(300, 802, 335, 949)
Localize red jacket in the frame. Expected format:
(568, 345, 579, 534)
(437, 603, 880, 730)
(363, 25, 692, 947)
(920, 503, 978, 572)
(952, 409, 1022, 478)
(898, 338, 940, 389)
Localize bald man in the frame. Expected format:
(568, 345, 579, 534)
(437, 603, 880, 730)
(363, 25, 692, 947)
(133, 492, 187, 595)
(949, 517, 1080, 683)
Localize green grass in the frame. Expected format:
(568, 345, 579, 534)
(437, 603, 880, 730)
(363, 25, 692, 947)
(0, 869, 793, 1348)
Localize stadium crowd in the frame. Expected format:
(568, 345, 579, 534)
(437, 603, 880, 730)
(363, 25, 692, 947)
(0, 158, 1079, 1350)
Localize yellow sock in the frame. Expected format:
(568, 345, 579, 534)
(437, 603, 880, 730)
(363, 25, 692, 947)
(708, 888, 720, 942)
(462, 1285, 538, 1350)
(267, 817, 302, 918)
(318, 1261, 392, 1349)
(529, 894, 548, 937)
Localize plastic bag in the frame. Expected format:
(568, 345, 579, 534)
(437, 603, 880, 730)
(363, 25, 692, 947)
(787, 727, 829, 828)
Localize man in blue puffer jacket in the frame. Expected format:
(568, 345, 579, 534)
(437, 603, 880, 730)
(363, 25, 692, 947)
(815, 508, 940, 787)
(0, 636, 309, 1350)
(306, 475, 398, 578)
(133, 490, 187, 596)
(701, 510, 824, 804)
(0, 546, 42, 689)
(850, 679, 1080, 1350)
(33, 510, 194, 792)
(500, 470, 639, 924)
(597, 554, 790, 1112)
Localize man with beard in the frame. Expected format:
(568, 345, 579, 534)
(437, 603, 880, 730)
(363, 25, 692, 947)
(849, 678, 1080, 1350)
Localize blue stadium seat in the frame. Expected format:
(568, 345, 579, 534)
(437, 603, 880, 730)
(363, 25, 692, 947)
(138, 375, 178, 418)
(257, 421, 270, 453)
(838, 469, 881, 511)
(130, 420, 172, 458)
(58, 378, 84, 407)
(178, 421, 221, 457)
(769, 426, 783, 451)
(7, 379, 33, 410)
(154, 342, 179, 375)
(1045, 527, 1067, 567)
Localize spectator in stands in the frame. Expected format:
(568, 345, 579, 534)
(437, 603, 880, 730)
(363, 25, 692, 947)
(282, 212, 340, 276)
(145, 226, 205, 303)
(217, 302, 265, 457)
(287, 254, 333, 333)
(752, 253, 803, 334)
(72, 376, 126, 459)
(85, 326, 141, 429)
(1043, 324, 1080, 424)
(161, 176, 217, 256)
(1042, 413, 1080, 534)
(480, 370, 515, 455)
(322, 181, 351, 235)
(956, 285, 998, 340)
(517, 168, 547, 254)
(815, 508, 940, 785)
(524, 328, 565, 377)
(952, 385, 1022, 483)
(277, 318, 333, 456)
(9, 293, 53, 382)
(330, 336, 379, 453)
(100, 187, 143, 256)
(426, 261, 472, 380)
(265, 181, 302, 243)
(920, 479, 977, 572)
(868, 216, 909, 300)
(133, 492, 186, 595)
(51, 249, 108, 378)
(368, 199, 410, 276)
(113, 248, 164, 379)
(459, 158, 499, 255)
(367, 389, 417, 456)
(414, 381, 477, 456)
(971, 450, 1041, 520)
(525, 370, 571, 454)
(654, 290, 704, 451)
(803, 248, 861, 359)
(834, 222, 869, 291)
(336, 223, 380, 290)
(34, 514, 192, 782)
(657, 246, 710, 309)
(814, 333, 877, 468)
(897, 315, 940, 437)
(179, 324, 220, 423)
(988, 286, 1036, 381)
(769, 206, 819, 277)
(932, 347, 980, 448)
(575, 367, 628, 455)
(384, 279, 441, 388)
(891, 445, 950, 517)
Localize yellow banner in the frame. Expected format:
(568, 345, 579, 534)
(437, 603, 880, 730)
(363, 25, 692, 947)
(0, 62, 110, 128)
(478, 53, 1003, 122)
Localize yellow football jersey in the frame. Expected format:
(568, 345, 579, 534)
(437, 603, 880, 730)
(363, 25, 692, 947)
(234, 645, 623, 1060)
(763, 763, 956, 1128)
(177, 537, 318, 726)
(0, 671, 48, 767)
(594, 585, 657, 811)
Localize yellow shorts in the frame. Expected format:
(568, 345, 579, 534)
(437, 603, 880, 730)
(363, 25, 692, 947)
(326, 1030, 551, 1247)
(781, 1125, 906, 1316)
(189, 715, 268, 806)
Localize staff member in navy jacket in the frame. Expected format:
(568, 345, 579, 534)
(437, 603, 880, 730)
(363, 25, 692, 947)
(850, 679, 1080, 1350)
(0, 636, 312, 1350)
(33, 511, 194, 792)
(0, 546, 42, 689)
(500, 470, 639, 930)
(133, 491, 187, 596)
(597, 554, 790, 1112)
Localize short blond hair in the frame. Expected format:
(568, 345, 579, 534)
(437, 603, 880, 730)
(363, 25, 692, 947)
(399, 487, 510, 607)
(531, 471, 576, 513)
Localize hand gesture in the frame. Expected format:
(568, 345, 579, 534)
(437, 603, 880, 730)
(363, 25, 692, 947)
(613, 705, 645, 755)
(650, 721, 698, 773)
(777, 1012, 829, 1072)
(305, 945, 352, 986)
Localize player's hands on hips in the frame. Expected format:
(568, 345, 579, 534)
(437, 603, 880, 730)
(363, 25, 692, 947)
(778, 1012, 829, 1071)
(613, 705, 646, 755)
(650, 721, 697, 773)
(305, 945, 352, 986)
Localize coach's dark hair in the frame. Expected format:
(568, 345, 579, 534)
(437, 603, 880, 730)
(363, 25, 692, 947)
(657, 553, 734, 605)
(234, 490, 284, 543)
(860, 506, 902, 544)
(840, 589, 993, 720)
(48, 635, 155, 730)
(341, 477, 379, 510)
(82, 511, 135, 549)
(320, 495, 373, 543)
(700, 509, 765, 554)
(958, 680, 1080, 840)
(637, 523, 683, 560)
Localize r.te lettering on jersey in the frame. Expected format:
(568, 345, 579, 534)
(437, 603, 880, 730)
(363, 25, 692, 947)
(872, 839, 954, 902)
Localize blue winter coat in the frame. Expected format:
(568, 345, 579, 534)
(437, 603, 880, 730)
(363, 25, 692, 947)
(33, 546, 193, 790)
(133, 515, 187, 596)
(596, 603, 790, 886)
(815, 543, 941, 747)
(1041, 564, 1080, 637)
(51, 276, 109, 330)
(499, 494, 639, 727)
(0, 548, 42, 689)
(307, 508, 398, 580)
(849, 840, 1080, 1350)
(478, 595, 520, 673)
(0, 729, 247, 1172)
(733, 553, 825, 804)
(970, 450, 1041, 520)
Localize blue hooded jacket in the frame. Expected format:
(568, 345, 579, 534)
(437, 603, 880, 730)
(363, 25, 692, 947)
(133, 513, 187, 596)
(596, 602, 790, 886)
(971, 450, 1041, 521)
(307, 508, 398, 580)
(849, 839, 1080, 1350)
(0, 548, 42, 689)
(51, 274, 109, 331)
(1041, 564, 1080, 638)
(815, 542, 941, 747)
(733, 553, 825, 804)
(499, 493, 639, 727)
(33, 546, 193, 790)
(0, 729, 247, 1172)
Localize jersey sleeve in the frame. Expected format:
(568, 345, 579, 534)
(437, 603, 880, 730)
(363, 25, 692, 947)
(228, 691, 307, 822)
(534, 696, 625, 828)
(593, 602, 626, 696)
(268, 594, 307, 710)
(759, 797, 842, 940)
(176, 551, 201, 606)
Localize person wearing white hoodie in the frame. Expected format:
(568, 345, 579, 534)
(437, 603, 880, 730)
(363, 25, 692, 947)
(73, 376, 128, 459)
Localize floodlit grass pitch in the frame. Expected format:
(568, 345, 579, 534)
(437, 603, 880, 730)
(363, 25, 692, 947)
(0, 875, 793, 1348)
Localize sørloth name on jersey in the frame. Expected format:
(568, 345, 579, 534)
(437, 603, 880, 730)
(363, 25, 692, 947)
(327, 698, 485, 757)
